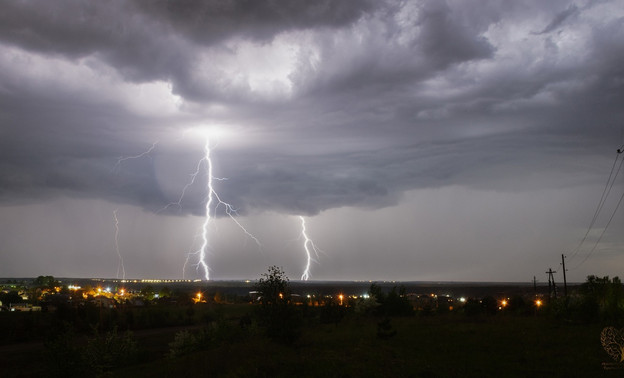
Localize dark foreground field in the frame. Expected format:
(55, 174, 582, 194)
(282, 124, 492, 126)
(116, 315, 614, 377)
(2, 307, 619, 378)
(2, 277, 622, 377)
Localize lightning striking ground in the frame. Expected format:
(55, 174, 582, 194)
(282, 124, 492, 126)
(111, 136, 259, 280)
(299, 216, 322, 281)
(110, 143, 159, 279)
(112, 209, 126, 280)
(180, 138, 261, 280)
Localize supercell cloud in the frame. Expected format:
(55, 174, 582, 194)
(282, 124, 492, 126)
(0, 0, 622, 281)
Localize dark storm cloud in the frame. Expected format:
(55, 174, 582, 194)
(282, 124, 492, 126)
(0, 0, 622, 218)
(135, 0, 376, 43)
(288, 0, 496, 98)
(0, 0, 374, 101)
(533, 4, 579, 35)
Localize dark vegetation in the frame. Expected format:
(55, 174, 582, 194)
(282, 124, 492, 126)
(1, 273, 623, 377)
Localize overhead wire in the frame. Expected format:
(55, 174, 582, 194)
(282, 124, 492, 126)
(568, 150, 623, 261)
(574, 180, 624, 268)
(570, 149, 624, 269)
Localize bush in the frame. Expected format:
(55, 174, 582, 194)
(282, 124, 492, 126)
(168, 330, 201, 359)
(84, 327, 138, 374)
(44, 324, 89, 377)
(44, 324, 137, 376)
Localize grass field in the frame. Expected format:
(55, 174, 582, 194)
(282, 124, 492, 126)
(114, 311, 618, 378)
(2, 299, 622, 377)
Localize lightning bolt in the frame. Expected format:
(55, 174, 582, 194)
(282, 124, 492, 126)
(113, 141, 158, 171)
(109, 142, 158, 279)
(112, 209, 126, 280)
(157, 155, 205, 214)
(182, 138, 261, 280)
(110, 136, 259, 280)
(299, 216, 322, 281)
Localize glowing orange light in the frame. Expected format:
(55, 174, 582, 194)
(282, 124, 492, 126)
(501, 299, 508, 307)
(535, 299, 542, 307)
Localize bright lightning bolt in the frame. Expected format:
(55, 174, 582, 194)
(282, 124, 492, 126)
(110, 136, 259, 280)
(112, 209, 126, 280)
(182, 138, 261, 281)
(196, 140, 214, 280)
(299, 216, 321, 281)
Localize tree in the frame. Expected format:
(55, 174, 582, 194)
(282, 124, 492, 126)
(34, 276, 57, 288)
(256, 265, 290, 305)
(140, 285, 155, 301)
(368, 284, 413, 316)
(254, 266, 301, 344)
(158, 286, 172, 299)
(579, 275, 624, 322)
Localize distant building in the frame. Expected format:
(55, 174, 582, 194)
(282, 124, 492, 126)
(91, 297, 116, 308)
(10, 303, 42, 312)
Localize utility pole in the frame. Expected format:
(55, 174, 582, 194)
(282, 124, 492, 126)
(546, 270, 551, 300)
(561, 254, 568, 297)
(546, 268, 557, 300)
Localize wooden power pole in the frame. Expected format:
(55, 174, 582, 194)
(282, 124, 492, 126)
(561, 254, 568, 297)
(546, 268, 557, 299)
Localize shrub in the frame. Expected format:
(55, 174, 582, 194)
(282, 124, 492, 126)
(84, 327, 138, 374)
(168, 330, 201, 359)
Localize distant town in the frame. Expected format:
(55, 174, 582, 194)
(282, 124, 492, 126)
(1, 274, 570, 313)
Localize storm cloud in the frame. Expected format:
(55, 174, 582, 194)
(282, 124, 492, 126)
(0, 0, 622, 281)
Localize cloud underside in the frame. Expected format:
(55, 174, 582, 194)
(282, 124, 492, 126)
(0, 0, 623, 217)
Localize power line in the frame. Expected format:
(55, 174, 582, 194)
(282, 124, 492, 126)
(574, 181, 624, 268)
(569, 151, 623, 261)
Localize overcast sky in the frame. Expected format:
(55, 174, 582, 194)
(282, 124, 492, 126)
(1, 0, 623, 283)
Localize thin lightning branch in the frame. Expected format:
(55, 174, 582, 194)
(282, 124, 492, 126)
(182, 233, 201, 280)
(158, 156, 206, 214)
(109, 143, 157, 279)
(213, 191, 263, 247)
(113, 209, 126, 280)
(299, 216, 322, 281)
(113, 141, 158, 171)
